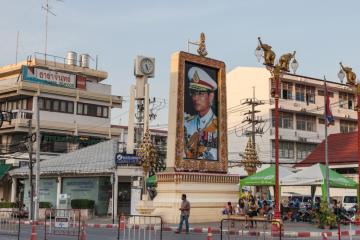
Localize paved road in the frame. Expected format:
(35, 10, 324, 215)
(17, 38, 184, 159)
(2, 225, 360, 240)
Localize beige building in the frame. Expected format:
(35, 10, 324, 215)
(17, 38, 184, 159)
(0, 52, 122, 201)
(227, 67, 357, 175)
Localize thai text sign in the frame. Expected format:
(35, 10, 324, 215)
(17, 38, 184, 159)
(55, 217, 69, 228)
(115, 153, 140, 165)
(22, 66, 76, 89)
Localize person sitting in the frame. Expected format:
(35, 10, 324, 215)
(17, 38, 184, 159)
(237, 198, 245, 215)
(222, 202, 234, 215)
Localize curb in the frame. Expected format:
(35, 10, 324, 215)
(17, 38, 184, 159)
(19, 221, 360, 238)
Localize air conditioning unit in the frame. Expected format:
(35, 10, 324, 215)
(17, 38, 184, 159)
(294, 103, 299, 107)
(300, 108, 306, 112)
(298, 137, 307, 142)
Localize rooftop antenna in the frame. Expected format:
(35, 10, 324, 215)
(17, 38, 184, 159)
(42, 0, 62, 60)
(15, 31, 20, 64)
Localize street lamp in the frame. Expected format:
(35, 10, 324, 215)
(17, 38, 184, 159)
(255, 37, 298, 223)
(337, 62, 359, 215)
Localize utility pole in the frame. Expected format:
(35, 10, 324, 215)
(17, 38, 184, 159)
(241, 87, 265, 144)
(34, 96, 41, 220)
(27, 120, 34, 221)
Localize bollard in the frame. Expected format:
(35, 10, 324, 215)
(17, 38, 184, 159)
(79, 220, 86, 240)
(207, 227, 212, 240)
(30, 222, 37, 240)
(119, 215, 125, 230)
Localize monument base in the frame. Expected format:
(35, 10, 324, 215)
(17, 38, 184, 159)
(152, 172, 240, 224)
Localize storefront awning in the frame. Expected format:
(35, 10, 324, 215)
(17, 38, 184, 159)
(0, 164, 11, 180)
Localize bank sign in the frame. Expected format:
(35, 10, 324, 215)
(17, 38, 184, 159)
(115, 153, 140, 165)
(22, 66, 76, 89)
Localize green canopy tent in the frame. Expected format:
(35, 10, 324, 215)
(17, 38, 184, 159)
(240, 165, 294, 187)
(280, 163, 358, 201)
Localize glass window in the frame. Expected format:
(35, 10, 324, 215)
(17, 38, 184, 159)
(102, 107, 108, 118)
(68, 102, 74, 113)
(60, 101, 66, 112)
(272, 111, 293, 129)
(77, 103, 83, 114)
(295, 84, 305, 102)
(296, 114, 316, 132)
(22, 99, 27, 110)
(45, 99, 51, 111)
(296, 143, 317, 159)
(83, 104, 88, 115)
(339, 92, 354, 109)
(340, 120, 357, 133)
(38, 98, 44, 110)
(96, 106, 102, 117)
(272, 141, 294, 159)
(53, 100, 59, 111)
(305, 86, 315, 104)
(282, 82, 293, 100)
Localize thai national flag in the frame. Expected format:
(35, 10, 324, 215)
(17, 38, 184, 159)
(325, 94, 334, 126)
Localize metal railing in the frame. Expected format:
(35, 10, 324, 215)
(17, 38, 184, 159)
(337, 220, 360, 240)
(0, 210, 20, 240)
(117, 214, 162, 240)
(220, 216, 282, 240)
(44, 208, 81, 240)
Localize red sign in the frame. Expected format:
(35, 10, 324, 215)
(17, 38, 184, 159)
(76, 75, 86, 90)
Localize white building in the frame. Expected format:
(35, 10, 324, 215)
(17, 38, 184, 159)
(227, 67, 357, 175)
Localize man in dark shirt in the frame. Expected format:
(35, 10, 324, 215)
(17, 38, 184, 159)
(176, 194, 190, 234)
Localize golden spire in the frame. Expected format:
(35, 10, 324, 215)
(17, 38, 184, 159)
(240, 137, 262, 175)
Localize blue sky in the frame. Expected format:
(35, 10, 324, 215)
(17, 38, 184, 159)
(1, 0, 360, 127)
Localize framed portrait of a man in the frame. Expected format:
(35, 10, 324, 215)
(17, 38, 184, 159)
(167, 51, 227, 173)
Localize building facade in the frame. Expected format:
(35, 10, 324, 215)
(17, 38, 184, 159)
(227, 67, 357, 174)
(0, 52, 122, 200)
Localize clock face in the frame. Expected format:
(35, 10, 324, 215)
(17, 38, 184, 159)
(140, 58, 154, 75)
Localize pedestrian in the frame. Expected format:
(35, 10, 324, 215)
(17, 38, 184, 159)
(176, 194, 190, 234)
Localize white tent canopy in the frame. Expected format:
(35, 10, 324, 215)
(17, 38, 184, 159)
(280, 164, 324, 186)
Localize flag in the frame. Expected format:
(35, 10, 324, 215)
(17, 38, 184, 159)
(325, 87, 334, 126)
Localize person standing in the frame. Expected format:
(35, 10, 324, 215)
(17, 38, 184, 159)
(176, 194, 191, 234)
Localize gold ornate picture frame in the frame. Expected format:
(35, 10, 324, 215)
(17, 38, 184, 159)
(172, 51, 227, 173)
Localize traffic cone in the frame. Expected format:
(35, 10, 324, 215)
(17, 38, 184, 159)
(79, 220, 86, 240)
(119, 215, 125, 230)
(30, 222, 37, 240)
(207, 227, 212, 240)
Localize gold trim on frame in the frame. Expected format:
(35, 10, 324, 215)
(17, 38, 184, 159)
(173, 51, 227, 173)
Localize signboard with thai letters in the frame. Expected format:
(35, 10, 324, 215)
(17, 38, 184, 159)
(22, 66, 86, 90)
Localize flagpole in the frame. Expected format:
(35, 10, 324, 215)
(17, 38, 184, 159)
(323, 76, 331, 206)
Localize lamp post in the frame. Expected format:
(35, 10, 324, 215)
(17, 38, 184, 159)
(255, 37, 298, 221)
(337, 62, 360, 215)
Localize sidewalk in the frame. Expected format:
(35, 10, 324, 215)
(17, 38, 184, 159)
(20, 216, 360, 238)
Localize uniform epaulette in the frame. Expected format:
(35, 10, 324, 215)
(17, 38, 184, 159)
(185, 114, 196, 121)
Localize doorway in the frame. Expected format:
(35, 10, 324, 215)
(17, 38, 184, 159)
(118, 182, 131, 215)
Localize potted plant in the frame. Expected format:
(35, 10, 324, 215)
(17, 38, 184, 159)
(316, 200, 337, 229)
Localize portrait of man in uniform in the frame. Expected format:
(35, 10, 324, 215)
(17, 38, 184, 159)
(184, 63, 218, 160)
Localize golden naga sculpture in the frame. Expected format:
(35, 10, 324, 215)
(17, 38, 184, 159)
(279, 51, 296, 72)
(197, 32, 208, 57)
(340, 62, 357, 85)
(258, 37, 276, 66)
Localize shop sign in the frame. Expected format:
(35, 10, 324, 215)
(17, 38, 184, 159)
(55, 216, 69, 228)
(22, 66, 76, 89)
(115, 153, 140, 165)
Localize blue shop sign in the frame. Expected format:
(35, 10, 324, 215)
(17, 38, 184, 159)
(115, 153, 140, 165)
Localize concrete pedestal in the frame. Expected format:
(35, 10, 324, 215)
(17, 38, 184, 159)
(152, 172, 240, 224)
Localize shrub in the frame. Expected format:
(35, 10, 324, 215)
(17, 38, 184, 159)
(316, 200, 337, 229)
(0, 202, 15, 208)
(39, 202, 52, 209)
(71, 199, 95, 209)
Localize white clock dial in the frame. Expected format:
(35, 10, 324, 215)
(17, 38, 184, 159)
(140, 58, 154, 75)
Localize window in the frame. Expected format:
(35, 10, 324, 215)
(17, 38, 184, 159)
(296, 84, 315, 104)
(281, 82, 293, 100)
(339, 92, 354, 109)
(272, 111, 293, 129)
(318, 90, 334, 98)
(39, 97, 74, 114)
(296, 143, 317, 160)
(2, 99, 31, 111)
(295, 84, 305, 102)
(318, 118, 335, 125)
(340, 120, 357, 133)
(272, 141, 294, 159)
(77, 102, 109, 118)
(296, 114, 316, 131)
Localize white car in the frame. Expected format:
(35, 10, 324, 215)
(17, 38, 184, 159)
(343, 196, 357, 211)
